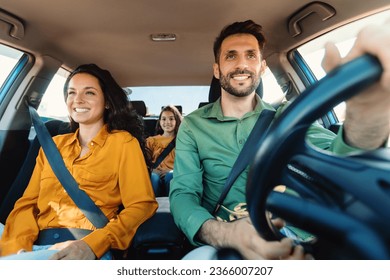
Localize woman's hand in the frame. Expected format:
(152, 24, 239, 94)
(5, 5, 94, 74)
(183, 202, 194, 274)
(49, 240, 96, 260)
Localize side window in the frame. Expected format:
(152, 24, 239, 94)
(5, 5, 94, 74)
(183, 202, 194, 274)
(37, 67, 69, 121)
(297, 9, 390, 122)
(0, 44, 24, 104)
(262, 67, 285, 104)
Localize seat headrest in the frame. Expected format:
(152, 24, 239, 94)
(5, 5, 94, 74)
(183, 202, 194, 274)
(161, 105, 182, 115)
(131, 100, 147, 116)
(174, 105, 182, 115)
(198, 102, 209, 108)
(45, 119, 71, 135)
(208, 76, 263, 103)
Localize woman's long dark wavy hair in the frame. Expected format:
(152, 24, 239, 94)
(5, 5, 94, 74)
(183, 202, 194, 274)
(63, 63, 152, 169)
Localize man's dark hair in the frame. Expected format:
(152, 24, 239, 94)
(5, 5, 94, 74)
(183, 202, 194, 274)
(213, 20, 266, 63)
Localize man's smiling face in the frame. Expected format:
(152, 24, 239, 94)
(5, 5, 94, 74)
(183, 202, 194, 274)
(213, 33, 266, 98)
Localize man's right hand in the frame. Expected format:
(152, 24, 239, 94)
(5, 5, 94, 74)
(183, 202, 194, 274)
(198, 217, 310, 260)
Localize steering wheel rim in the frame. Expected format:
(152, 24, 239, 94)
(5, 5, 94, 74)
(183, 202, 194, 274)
(246, 54, 390, 259)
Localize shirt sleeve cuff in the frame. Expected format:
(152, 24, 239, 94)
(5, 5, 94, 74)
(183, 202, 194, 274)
(330, 126, 366, 155)
(0, 238, 34, 257)
(82, 229, 111, 259)
(183, 211, 215, 246)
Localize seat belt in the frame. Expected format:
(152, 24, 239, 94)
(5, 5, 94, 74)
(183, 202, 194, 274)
(0, 120, 70, 223)
(213, 109, 276, 214)
(152, 138, 175, 169)
(28, 105, 109, 228)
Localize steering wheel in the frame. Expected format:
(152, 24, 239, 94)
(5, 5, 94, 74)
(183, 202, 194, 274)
(246, 54, 390, 259)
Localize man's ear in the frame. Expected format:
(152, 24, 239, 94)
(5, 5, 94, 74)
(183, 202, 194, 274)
(260, 59, 267, 76)
(213, 63, 220, 79)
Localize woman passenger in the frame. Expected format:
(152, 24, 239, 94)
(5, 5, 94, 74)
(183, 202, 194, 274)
(0, 63, 157, 260)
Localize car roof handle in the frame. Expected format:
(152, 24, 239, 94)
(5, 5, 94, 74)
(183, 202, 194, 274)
(288, 2, 336, 37)
(0, 8, 25, 40)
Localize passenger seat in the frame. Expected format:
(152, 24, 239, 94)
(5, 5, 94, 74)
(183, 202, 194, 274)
(130, 100, 147, 116)
(0, 119, 70, 223)
(130, 100, 157, 137)
(203, 76, 264, 106)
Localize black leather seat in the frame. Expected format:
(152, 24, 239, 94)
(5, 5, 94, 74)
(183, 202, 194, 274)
(174, 105, 182, 115)
(198, 102, 209, 108)
(160, 105, 182, 115)
(131, 100, 147, 116)
(129, 197, 191, 259)
(131, 100, 157, 137)
(0, 120, 70, 223)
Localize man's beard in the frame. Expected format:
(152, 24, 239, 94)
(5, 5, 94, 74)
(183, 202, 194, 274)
(219, 69, 260, 97)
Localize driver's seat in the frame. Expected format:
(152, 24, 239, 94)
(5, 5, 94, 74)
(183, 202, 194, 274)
(208, 76, 263, 103)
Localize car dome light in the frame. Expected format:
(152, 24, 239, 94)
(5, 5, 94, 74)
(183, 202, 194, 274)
(151, 33, 177, 41)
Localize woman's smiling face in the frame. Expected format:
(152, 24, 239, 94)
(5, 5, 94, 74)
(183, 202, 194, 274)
(66, 73, 106, 128)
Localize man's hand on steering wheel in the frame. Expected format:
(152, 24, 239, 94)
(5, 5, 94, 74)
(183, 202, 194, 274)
(322, 19, 390, 150)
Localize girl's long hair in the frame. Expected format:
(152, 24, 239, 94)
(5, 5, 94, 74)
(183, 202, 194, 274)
(155, 105, 183, 136)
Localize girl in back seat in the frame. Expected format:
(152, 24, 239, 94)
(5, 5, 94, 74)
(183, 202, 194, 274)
(146, 105, 182, 196)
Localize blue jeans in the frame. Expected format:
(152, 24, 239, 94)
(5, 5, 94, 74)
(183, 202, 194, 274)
(151, 170, 174, 196)
(182, 245, 218, 260)
(151, 172, 162, 196)
(164, 170, 173, 195)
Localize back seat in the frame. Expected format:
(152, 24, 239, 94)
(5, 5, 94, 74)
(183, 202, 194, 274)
(143, 116, 158, 138)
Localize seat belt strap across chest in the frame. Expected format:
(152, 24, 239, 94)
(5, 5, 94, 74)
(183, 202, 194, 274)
(28, 105, 109, 228)
(213, 109, 276, 215)
(152, 138, 176, 169)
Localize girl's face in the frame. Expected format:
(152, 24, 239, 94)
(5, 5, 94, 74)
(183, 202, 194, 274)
(66, 73, 106, 129)
(160, 111, 176, 134)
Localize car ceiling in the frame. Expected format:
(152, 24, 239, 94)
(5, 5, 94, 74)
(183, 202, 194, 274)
(0, 0, 389, 87)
